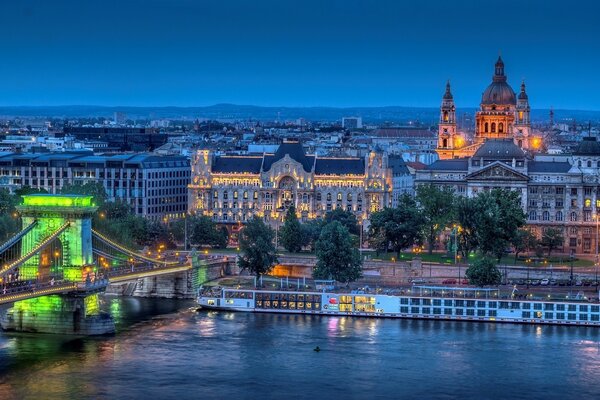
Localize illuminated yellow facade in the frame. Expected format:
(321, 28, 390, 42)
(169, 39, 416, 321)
(188, 141, 398, 227)
(437, 57, 537, 160)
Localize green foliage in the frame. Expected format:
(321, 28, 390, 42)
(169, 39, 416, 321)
(314, 221, 362, 284)
(0, 213, 20, 242)
(238, 217, 278, 280)
(300, 219, 323, 251)
(280, 206, 304, 252)
(454, 196, 479, 258)
(465, 257, 502, 287)
(473, 189, 526, 260)
(368, 195, 425, 257)
(324, 208, 360, 235)
(416, 184, 456, 254)
(173, 215, 229, 249)
(541, 227, 564, 256)
(60, 182, 107, 205)
(0, 188, 17, 214)
(511, 229, 538, 262)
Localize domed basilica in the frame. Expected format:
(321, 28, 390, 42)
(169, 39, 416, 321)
(436, 57, 533, 160)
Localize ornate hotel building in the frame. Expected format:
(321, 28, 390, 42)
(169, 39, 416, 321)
(436, 57, 535, 160)
(189, 140, 411, 236)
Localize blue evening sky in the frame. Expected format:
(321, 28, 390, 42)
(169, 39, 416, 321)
(1, 0, 599, 109)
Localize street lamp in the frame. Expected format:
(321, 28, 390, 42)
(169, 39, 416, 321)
(526, 258, 531, 289)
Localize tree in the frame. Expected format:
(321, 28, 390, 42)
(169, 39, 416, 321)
(60, 182, 107, 205)
(368, 195, 425, 257)
(0, 188, 17, 214)
(279, 206, 304, 253)
(541, 228, 564, 257)
(324, 208, 360, 235)
(170, 215, 229, 248)
(474, 189, 526, 261)
(416, 184, 456, 254)
(314, 221, 362, 284)
(454, 196, 479, 258)
(511, 229, 538, 262)
(465, 257, 502, 287)
(238, 217, 278, 281)
(300, 219, 323, 252)
(14, 186, 48, 198)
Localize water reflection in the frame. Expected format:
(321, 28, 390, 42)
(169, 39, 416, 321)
(2, 298, 600, 400)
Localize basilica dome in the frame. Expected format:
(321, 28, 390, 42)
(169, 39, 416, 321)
(480, 56, 516, 106)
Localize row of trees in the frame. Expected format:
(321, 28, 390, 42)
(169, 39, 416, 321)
(239, 209, 362, 285)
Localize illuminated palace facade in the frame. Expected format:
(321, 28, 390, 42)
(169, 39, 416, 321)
(189, 141, 409, 233)
(436, 57, 535, 160)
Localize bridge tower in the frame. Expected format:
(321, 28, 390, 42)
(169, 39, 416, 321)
(16, 194, 96, 281)
(1, 194, 114, 335)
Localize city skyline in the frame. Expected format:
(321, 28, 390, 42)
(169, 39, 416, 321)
(1, 0, 600, 110)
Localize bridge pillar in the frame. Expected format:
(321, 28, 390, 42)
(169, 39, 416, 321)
(0, 292, 115, 335)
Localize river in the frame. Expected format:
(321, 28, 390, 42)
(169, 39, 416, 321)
(1, 296, 600, 400)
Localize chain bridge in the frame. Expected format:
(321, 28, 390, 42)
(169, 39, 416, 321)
(0, 194, 230, 335)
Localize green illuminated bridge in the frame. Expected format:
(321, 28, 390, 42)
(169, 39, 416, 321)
(0, 194, 228, 335)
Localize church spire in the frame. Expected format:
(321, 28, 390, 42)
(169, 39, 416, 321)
(443, 80, 453, 100)
(493, 56, 507, 82)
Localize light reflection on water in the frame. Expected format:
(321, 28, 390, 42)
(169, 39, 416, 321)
(1, 297, 600, 399)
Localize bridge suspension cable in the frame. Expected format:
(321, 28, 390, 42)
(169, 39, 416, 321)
(91, 229, 179, 266)
(0, 220, 37, 257)
(0, 222, 70, 277)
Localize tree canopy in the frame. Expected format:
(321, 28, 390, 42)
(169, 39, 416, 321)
(465, 257, 502, 287)
(324, 208, 360, 236)
(416, 184, 455, 254)
(541, 227, 564, 256)
(279, 205, 304, 253)
(238, 217, 278, 281)
(314, 221, 362, 284)
(369, 195, 424, 257)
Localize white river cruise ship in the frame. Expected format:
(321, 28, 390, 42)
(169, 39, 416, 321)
(198, 285, 600, 327)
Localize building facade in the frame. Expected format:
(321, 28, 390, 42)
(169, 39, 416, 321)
(189, 141, 413, 234)
(0, 152, 190, 221)
(417, 137, 600, 255)
(436, 57, 535, 160)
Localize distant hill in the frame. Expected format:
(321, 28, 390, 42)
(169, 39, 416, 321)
(0, 104, 598, 124)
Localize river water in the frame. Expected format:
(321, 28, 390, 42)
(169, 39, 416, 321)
(1, 296, 600, 400)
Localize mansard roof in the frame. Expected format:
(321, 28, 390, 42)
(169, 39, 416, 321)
(262, 140, 314, 172)
(314, 158, 365, 175)
(425, 159, 469, 171)
(574, 137, 600, 156)
(527, 161, 572, 173)
(388, 154, 410, 175)
(212, 156, 262, 174)
(473, 139, 525, 159)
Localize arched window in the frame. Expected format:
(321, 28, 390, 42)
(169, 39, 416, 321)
(542, 211, 550, 221)
(357, 194, 363, 202)
(578, 161, 582, 167)
(571, 212, 578, 222)
(347, 193, 352, 202)
(316, 193, 321, 201)
(442, 138, 448, 148)
(529, 210, 537, 221)
(518, 140, 523, 148)
(326, 193, 332, 202)
(443, 111, 448, 122)
(588, 161, 592, 168)
(484, 122, 489, 133)
(498, 123, 504, 133)
(491, 122, 496, 133)
(585, 198, 592, 207)
(337, 193, 342, 201)
(556, 211, 563, 221)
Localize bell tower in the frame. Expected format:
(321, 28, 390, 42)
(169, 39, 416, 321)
(514, 80, 531, 149)
(436, 81, 459, 159)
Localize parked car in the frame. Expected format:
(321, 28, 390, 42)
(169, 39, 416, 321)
(442, 279, 457, 284)
(540, 279, 549, 286)
(549, 279, 557, 286)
